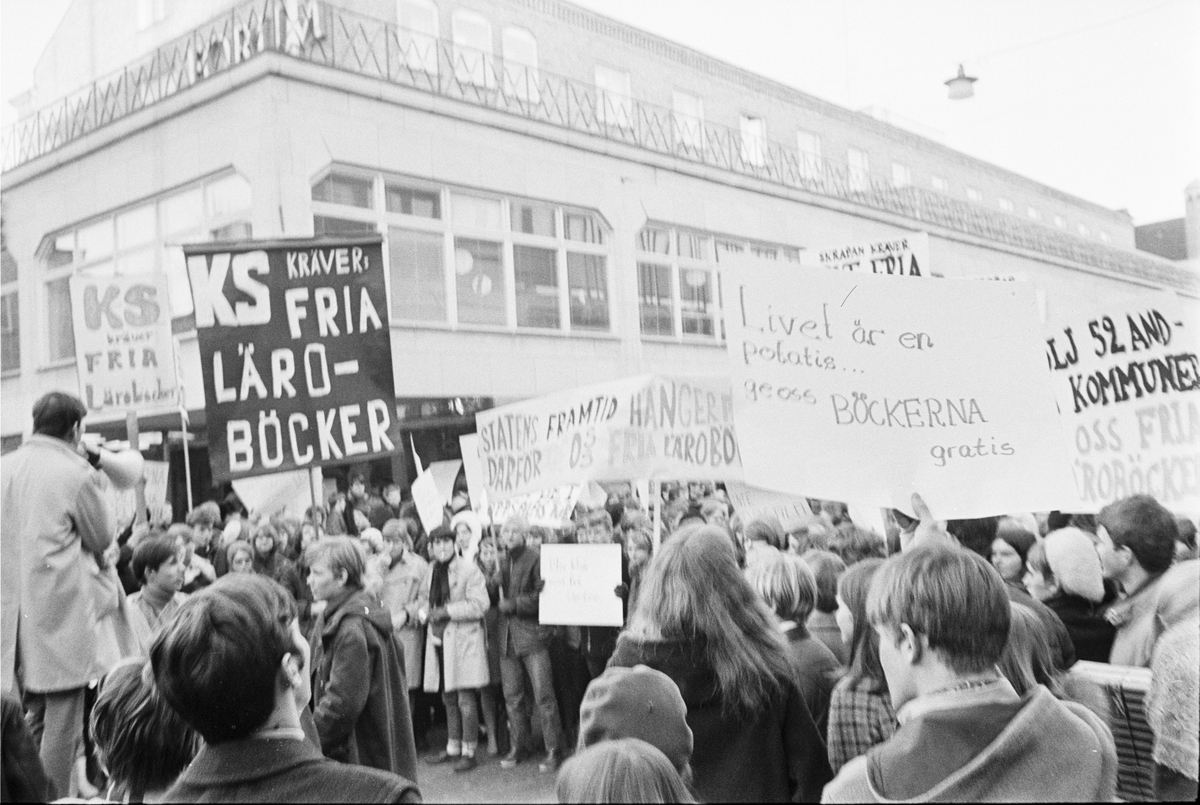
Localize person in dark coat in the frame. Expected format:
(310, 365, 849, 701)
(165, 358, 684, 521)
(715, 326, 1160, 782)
(150, 574, 420, 803)
(608, 524, 833, 803)
(2, 691, 54, 802)
(307, 537, 419, 783)
(494, 515, 565, 773)
(1023, 528, 1116, 663)
(252, 522, 312, 627)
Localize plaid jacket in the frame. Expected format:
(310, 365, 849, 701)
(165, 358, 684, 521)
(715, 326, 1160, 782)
(827, 675, 898, 773)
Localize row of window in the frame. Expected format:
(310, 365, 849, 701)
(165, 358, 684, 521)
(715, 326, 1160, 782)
(394, 1, 1111, 244)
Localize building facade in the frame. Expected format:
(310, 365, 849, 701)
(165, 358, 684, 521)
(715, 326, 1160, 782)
(3, 0, 1197, 504)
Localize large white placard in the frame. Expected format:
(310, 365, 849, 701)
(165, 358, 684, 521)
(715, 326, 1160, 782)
(459, 434, 581, 527)
(69, 273, 179, 414)
(538, 543, 623, 626)
(473, 374, 740, 501)
(232, 467, 321, 519)
(1043, 290, 1199, 513)
(725, 480, 812, 530)
(722, 255, 1080, 518)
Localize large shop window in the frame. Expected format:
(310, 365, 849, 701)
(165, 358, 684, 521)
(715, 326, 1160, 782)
(316, 171, 611, 335)
(36, 172, 253, 361)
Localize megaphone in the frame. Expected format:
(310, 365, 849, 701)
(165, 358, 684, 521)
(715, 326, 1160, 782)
(95, 448, 145, 490)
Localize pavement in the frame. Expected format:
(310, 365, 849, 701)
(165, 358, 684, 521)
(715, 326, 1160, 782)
(416, 728, 557, 804)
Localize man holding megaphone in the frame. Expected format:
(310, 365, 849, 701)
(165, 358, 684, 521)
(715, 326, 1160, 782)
(1, 391, 134, 797)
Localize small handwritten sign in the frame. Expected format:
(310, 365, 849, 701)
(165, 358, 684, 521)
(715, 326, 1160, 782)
(538, 543, 623, 627)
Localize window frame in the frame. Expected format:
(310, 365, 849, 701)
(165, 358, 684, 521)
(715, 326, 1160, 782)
(796, 130, 822, 182)
(396, 0, 441, 76)
(739, 115, 766, 168)
(891, 162, 912, 188)
(451, 8, 495, 88)
(847, 147, 869, 192)
(595, 64, 633, 131)
(501, 26, 539, 103)
(672, 90, 705, 156)
(1, 287, 19, 376)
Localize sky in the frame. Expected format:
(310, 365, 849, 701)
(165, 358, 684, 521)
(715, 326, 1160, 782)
(2, 0, 1197, 224)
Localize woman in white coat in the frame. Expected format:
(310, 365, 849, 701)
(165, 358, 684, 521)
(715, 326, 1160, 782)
(413, 526, 490, 773)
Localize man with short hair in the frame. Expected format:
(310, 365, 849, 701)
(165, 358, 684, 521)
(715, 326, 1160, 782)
(151, 574, 420, 802)
(1, 391, 115, 796)
(1097, 494, 1180, 666)
(495, 515, 565, 773)
(822, 545, 1116, 803)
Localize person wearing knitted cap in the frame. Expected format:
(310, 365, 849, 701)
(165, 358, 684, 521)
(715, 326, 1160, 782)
(1023, 528, 1116, 663)
(577, 665, 694, 781)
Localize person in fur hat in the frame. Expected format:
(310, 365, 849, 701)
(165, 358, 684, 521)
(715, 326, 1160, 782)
(1023, 528, 1116, 663)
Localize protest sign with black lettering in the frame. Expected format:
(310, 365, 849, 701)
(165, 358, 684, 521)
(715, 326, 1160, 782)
(185, 236, 400, 481)
(459, 434, 582, 526)
(1043, 290, 1199, 512)
(539, 543, 624, 627)
(800, 231, 932, 277)
(724, 480, 812, 531)
(473, 374, 740, 501)
(722, 253, 1079, 518)
(69, 273, 178, 414)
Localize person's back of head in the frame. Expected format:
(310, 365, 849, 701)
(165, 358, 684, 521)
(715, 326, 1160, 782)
(578, 665, 693, 778)
(838, 558, 887, 687)
(744, 515, 785, 552)
(747, 550, 818, 624)
(1098, 494, 1178, 576)
(1032, 528, 1105, 603)
(998, 603, 1063, 697)
(627, 523, 791, 716)
(867, 545, 1010, 705)
(31, 390, 87, 440)
(945, 516, 1001, 559)
(91, 659, 200, 800)
(150, 574, 303, 744)
(831, 523, 886, 566)
(800, 549, 846, 615)
(556, 738, 695, 804)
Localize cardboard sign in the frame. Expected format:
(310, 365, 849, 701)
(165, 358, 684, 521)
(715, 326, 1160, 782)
(69, 273, 178, 414)
(539, 543, 624, 626)
(185, 236, 400, 481)
(725, 480, 812, 531)
(473, 374, 741, 501)
(143, 460, 170, 523)
(411, 471, 445, 534)
(722, 255, 1079, 518)
(459, 434, 581, 527)
(1043, 290, 1199, 512)
(232, 467, 322, 519)
(800, 232, 932, 278)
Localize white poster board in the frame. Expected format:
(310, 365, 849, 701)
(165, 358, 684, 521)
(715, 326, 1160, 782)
(1043, 289, 1200, 513)
(722, 254, 1080, 518)
(800, 232, 933, 278)
(232, 467, 321, 519)
(459, 434, 581, 527)
(725, 480, 812, 531)
(69, 273, 179, 414)
(411, 471, 445, 534)
(143, 460, 170, 523)
(538, 543, 624, 626)
(474, 374, 740, 501)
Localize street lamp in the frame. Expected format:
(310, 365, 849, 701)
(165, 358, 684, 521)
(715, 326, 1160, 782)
(945, 64, 977, 100)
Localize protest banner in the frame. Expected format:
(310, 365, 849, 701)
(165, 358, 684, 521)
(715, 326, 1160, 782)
(232, 467, 323, 519)
(69, 273, 178, 414)
(411, 470, 445, 533)
(459, 433, 582, 526)
(800, 231, 932, 278)
(143, 460, 170, 523)
(721, 253, 1080, 518)
(185, 236, 400, 481)
(724, 480, 812, 531)
(1043, 290, 1199, 512)
(473, 374, 741, 501)
(539, 543, 624, 626)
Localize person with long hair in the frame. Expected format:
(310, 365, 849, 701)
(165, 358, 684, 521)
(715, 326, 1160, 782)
(826, 558, 897, 774)
(608, 524, 832, 802)
(251, 522, 311, 629)
(556, 739, 696, 804)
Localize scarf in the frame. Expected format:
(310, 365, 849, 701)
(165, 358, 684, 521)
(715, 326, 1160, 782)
(430, 559, 452, 609)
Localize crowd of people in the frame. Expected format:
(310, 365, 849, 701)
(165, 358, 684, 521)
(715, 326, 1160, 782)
(1, 390, 1198, 803)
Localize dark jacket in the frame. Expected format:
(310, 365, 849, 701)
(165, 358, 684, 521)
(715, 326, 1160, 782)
(311, 588, 418, 782)
(1043, 592, 1117, 663)
(255, 549, 312, 626)
(1007, 584, 1076, 670)
(782, 624, 841, 739)
(610, 633, 833, 803)
(162, 737, 420, 803)
(496, 544, 550, 657)
(2, 692, 53, 802)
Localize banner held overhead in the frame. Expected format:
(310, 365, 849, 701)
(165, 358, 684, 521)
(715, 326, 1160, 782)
(186, 235, 400, 481)
(722, 253, 1080, 519)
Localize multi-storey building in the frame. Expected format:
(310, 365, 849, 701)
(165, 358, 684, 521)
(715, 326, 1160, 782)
(3, 0, 1196, 506)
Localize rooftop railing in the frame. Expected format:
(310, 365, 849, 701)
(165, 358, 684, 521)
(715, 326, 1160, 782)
(3, 0, 1193, 293)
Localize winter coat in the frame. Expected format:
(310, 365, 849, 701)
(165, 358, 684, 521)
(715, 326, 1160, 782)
(782, 624, 841, 738)
(822, 681, 1117, 802)
(1, 435, 115, 693)
(310, 588, 418, 782)
(1043, 592, 1116, 663)
(162, 736, 420, 803)
(417, 556, 490, 692)
(380, 550, 428, 691)
(496, 544, 551, 657)
(609, 633, 833, 803)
